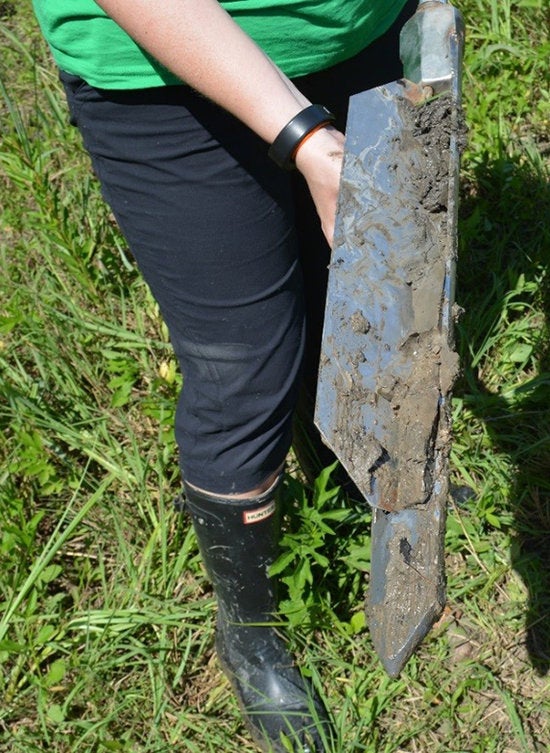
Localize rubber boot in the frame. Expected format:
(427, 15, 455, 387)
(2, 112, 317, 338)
(183, 478, 333, 753)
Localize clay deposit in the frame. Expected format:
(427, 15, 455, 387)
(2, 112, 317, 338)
(313, 79, 466, 672)
(318, 87, 464, 512)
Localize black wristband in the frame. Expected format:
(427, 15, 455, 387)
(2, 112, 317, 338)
(268, 104, 336, 171)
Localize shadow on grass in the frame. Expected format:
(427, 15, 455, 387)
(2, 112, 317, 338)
(456, 149, 550, 675)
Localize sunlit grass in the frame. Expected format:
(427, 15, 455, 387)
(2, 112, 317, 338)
(1, 0, 549, 750)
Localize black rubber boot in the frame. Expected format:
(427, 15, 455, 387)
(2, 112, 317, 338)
(183, 478, 333, 753)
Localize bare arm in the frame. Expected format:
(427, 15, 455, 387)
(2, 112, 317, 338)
(94, 0, 344, 244)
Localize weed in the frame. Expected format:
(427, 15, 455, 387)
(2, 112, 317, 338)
(1, 0, 549, 751)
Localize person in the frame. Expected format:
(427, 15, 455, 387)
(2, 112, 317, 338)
(32, 1, 415, 751)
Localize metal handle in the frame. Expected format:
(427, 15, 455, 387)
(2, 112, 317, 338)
(400, 0, 465, 95)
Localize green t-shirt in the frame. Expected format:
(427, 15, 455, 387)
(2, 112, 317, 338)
(32, 0, 408, 89)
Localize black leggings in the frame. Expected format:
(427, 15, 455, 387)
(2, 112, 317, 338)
(60, 0, 414, 494)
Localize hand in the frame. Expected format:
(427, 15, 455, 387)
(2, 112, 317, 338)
(294, 125, 345, 248)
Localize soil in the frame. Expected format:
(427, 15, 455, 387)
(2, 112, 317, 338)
(316, 84, 468, 671)
(410, 93, 466, 213)
(320, 86, 465, 513)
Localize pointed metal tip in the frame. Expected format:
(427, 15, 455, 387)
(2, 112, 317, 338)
(370, 607, 443, 678)
(379, 655, 407, 680)
(367, 501, 447, 676)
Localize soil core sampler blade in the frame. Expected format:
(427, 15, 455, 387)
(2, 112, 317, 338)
(314, 0, 464, 676)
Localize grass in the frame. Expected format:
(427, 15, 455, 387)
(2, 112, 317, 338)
(1, 0, 549, 751)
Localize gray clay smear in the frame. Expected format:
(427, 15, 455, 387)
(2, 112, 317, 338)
(317, 87, 465, 513)
(316, 85, 466, 673)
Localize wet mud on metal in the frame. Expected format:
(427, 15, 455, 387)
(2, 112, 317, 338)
(365, 94, 466, 675)
(316, 86, 465, 674)
(316, 86, 464, 512)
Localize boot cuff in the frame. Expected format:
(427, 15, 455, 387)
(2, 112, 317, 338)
(182, 474, 282, 528)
